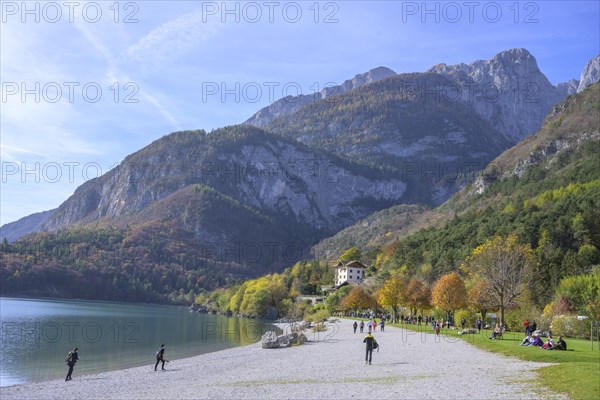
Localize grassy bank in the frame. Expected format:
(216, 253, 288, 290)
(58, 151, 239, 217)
(378, 321, 599, 400)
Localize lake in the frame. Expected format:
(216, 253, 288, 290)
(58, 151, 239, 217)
(0, 297, 276, 387)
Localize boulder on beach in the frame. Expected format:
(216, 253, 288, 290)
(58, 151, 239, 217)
(261, 331, 280, 349)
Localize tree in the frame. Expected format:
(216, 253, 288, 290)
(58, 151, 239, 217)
(339, 247, 362, 263)
(467, 279, 497, 323)
(378, 275, 405, 322)
(325, 285, 352, 314)
(431, 272, 467, 323)
(340, 286, 374, 313)
(463, 235, 534, 326)
(404, 277, 431, 317)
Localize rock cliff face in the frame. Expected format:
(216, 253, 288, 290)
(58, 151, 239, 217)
(265, 72, 512, 205)
(556, 79, 579, 98)
(41, 127, 406, 236)
(577, 54, 600, 92)
(427, 48, 564, 142)
(243, 67, 396, 128)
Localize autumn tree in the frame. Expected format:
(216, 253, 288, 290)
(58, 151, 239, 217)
(431, 272, 467, 323)
(339, 247, 362, 263)
(467, 279, 497, 323)
(340, 286, 374, 313)
(463, 235, 534, 326)
(378, 275, 405, 322)
(404, 277, 431, 317)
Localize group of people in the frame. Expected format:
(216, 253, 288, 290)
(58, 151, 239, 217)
(63, 344, 168, 382)
(520, 334, 567, 350)
(353, 317, 386, 334)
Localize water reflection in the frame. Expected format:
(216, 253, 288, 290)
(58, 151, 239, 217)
(0, 298, 276, 386)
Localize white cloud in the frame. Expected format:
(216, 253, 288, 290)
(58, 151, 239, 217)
(123, 9, 222, 66)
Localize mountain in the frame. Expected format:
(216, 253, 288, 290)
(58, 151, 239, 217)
(0, 126, 409, 302)
(40, 126, 405, 234)
(243, 67, 397, 128)
(556, 79, 579, 98)
(265, 72, 512, 205)
(312, 83, 600, 308)
(0, 210, 54, 243)
(577, 54, 600, 92)
(427, 48, 564, 142)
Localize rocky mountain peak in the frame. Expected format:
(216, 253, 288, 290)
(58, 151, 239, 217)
(427, 48, 562, 143)
(577, 54, 600, 92)
(324, 66, 396, 96)
(556, 79, 580, 97)
(244, 67, 396, 128)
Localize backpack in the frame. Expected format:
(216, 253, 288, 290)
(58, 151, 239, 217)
(155, 348, 162, 358)
(65, 351, 73, 365)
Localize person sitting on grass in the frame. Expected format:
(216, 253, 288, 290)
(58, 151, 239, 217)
(551, 336, 567, 350)
(529, 335, 543, 347)
(489, 323, 502, 339)
(520, 334, 532, 346)
(542, 336, 556, 350)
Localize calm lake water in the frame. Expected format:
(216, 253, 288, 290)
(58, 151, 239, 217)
(0, 297, 276, 387)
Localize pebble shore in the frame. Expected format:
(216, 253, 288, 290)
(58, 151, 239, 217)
(1, 319, 565, 399)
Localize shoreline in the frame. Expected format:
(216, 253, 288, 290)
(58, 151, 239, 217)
(1, 319, 566, 400)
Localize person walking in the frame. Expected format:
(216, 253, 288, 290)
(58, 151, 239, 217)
(359, 320, 365, 333)
(65, 347, 79, 381)
(367, 319, 373, 333)
(155, 344, 166, 371)
(353, 321, 358, 334)
(461, 317, 466, 330)
(476, 318, 482, 333)
(380, 319, 385, 332)
(363, 332, 378, 365)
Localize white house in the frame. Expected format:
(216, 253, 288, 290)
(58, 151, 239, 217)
(334, 260, 367, 286)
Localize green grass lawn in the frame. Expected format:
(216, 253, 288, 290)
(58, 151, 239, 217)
(383, 321, 600, 400)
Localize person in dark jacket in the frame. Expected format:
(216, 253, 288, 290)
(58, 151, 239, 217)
(65, 347, 79, 381)
(363, 333, 378, 365)
(155, 344, 166, 371)
(353, 321, 358, 334)
(552, 336, 567, 350)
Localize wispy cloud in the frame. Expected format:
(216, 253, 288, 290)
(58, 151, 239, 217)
(123, 9, 222, 66)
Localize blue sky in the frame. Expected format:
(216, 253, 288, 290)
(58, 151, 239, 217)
(1, 0, 599, 225)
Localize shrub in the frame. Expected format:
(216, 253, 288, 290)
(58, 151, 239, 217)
(504, 303, 542, 332)
(455, 309, 477, 328)
(305, 308, 329, 323)
(550, 315, 592, 339)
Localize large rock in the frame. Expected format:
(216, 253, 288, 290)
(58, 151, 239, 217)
(261, 331, 280, 349)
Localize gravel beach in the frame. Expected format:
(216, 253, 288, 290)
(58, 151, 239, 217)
(1, 319, 565, 400)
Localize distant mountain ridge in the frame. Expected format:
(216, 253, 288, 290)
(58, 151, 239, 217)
(243, 67, 397, 128)
(0, 210, 54, 243)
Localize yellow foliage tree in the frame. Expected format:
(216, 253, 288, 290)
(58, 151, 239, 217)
(431, 272, 467, 323)
(463, 235, 534, 325)
(378, 275, 405, 322)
